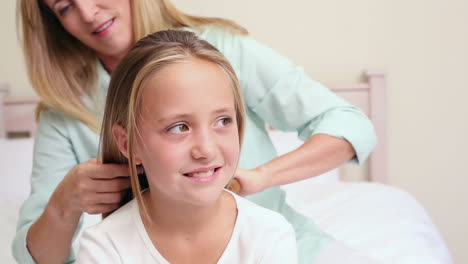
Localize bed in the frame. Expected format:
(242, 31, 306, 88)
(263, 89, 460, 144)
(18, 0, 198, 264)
(0, 74, 453, 263)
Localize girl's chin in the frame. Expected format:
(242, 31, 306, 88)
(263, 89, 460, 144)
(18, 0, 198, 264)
(146, 186, 226, 206)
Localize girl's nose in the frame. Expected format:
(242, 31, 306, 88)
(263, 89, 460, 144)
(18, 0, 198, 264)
(75, 0, 98, 23)
(191, 130, 217, 162)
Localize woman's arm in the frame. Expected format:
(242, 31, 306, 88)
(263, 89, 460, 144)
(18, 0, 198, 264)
(26, 190, 82, 264)
(235, 134, 354, 196)
(214, 29, 376, 195)
(261, 134, 354, 186)
(12, 110, 130, 264)
(26, 160, 130, 263)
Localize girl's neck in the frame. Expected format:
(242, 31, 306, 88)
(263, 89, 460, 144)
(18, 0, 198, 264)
(142, 190, 236, 235)
(141, 191, 238, 263)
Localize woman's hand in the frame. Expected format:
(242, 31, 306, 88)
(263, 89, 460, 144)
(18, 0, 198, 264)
(52, 158, 132, 218)
(229, 167, 270, 196)
(27, 159, 133, 263)
(228, 135, 356, 197)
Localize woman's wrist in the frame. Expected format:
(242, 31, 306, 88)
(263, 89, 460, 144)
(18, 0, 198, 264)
(256, 163, 275, 191)
(48, 183, 82, 223)
(26, 182, 82, 264)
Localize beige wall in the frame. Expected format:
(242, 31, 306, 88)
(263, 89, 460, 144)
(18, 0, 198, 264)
(2, 0, 467, 262)
(0, 1, 31, 96)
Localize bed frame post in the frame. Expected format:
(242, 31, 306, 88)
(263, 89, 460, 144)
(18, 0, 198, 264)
(366, 71, 387, 183)
(0, 83, 10, 138)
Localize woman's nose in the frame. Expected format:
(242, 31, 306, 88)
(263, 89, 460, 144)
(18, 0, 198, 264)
(75, 0, 98, 23)
(191, 130, 217, 162)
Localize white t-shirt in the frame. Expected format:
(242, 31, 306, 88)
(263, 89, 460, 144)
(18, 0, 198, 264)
(75, 191, 298, 264)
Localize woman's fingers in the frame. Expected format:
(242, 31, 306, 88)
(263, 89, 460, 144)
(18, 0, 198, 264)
(65, 159, 134, 214)
(75, 158, 132, 179)
(95, 191, 126, 205)
(85, 203, 122, 215)
(226, 178, 241, 194)
(91, 163, 134, 179)
(82, 191, 129, 214)
(232, 168, 268, 196)
(74, 159, 132, 191)
(93, 177, 132, 193)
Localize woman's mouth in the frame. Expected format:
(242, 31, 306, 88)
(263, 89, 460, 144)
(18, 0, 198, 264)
(93, 18, 115, 36)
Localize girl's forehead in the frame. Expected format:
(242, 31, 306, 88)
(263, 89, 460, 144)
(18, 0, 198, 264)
(142, 59, 233, 100)
(138, 61, 235, 118)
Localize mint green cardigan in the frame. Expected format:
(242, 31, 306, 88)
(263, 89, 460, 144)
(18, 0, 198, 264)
(13, 26, 376, 264)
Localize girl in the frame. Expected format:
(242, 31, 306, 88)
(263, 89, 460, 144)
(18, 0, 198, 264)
(76, 29, 297, 263)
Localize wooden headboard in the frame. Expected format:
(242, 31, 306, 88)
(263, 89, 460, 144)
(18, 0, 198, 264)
(0, 72, 386, 182)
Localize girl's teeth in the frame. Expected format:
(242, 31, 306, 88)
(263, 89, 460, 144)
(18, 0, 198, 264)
(190, 169, 215, 178)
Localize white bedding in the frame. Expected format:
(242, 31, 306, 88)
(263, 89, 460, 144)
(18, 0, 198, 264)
(0, 137, 453, 264)
(282, 181, 452, 264)
(1, 138, 34, 264)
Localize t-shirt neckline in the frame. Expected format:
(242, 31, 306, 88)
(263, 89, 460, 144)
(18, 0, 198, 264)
(131, 190, 242, 263)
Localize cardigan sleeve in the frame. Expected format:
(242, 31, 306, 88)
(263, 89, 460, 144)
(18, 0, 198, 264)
(225, 32, 377, 164)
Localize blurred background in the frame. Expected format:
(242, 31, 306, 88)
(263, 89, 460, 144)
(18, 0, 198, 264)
(1, 0, 467, 263)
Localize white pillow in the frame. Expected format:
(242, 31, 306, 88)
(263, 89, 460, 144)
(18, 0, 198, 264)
(283, 182, 453, 264)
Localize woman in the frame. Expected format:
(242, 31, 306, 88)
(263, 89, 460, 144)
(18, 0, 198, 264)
(14, 0, 377, 263)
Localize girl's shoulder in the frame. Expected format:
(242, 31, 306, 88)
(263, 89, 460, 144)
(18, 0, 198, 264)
(77, 200, 159, 263)
(222, 191, 297, 262)
(228, 191, 292, 228)
(88, 199, 138, 235)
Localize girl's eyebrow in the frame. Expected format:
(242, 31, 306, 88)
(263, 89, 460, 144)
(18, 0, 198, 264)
(155, 107, 235, 124)
(212, 107, 236, 115)
(156, 114, 191, 124)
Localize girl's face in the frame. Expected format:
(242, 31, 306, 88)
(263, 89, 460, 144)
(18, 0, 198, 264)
(44, 0, 134, 61)
(135, 58, 240, 207)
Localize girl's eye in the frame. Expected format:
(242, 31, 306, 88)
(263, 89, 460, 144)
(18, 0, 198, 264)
(215, 117, 233, 127)
(168, 124, 190, 134)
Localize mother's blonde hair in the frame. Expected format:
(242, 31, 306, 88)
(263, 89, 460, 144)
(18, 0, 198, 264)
(17, 0, 247, 132)
(100, 29, 246, 218)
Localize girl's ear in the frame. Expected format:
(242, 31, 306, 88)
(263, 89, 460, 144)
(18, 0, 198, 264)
(112, 124, 143, 165)
(112, 124, 129, 158)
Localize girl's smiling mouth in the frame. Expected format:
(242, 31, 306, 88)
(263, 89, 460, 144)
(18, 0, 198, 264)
(183, 167, 222, 182)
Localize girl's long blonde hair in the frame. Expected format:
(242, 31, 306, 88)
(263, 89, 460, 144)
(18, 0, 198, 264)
(100, 29, 246, 218)
(17, 0, 247, 132)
